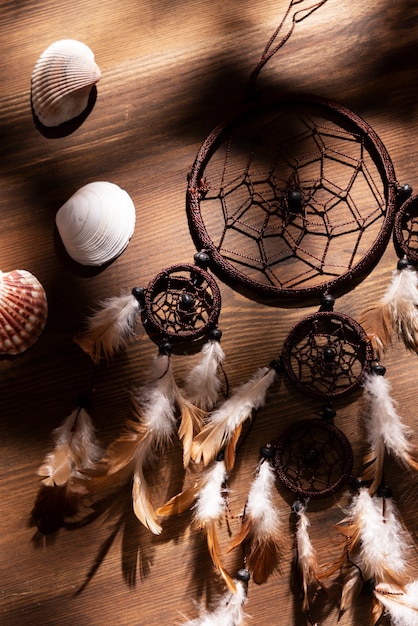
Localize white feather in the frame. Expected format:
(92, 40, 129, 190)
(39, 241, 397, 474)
(245, 460, 281, 536)
(342, 488, 410, 581)
(184, 339, 225, 410)
(295, 502, 316, 577)
(181, 580, 248, 625)
(76, 293, 141, 362)
(209, 367, 276, 432)
(194, 459, 228, 524)
(137, 353, 178, 441)
(191, 366, 277, 468)
(363, 372, 416, 467)
(382, 264, 418, 349)
(375, 581, 418, 626)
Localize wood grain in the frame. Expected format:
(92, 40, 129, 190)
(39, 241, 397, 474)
(2, 0, 418, 624)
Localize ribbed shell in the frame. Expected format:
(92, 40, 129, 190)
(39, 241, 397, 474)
(55, 181, 136, 266)
(0, 270, 48, 355)
(31, 39, 101, 127)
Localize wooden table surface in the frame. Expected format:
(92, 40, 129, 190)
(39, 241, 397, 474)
(2, 1, 418, 624)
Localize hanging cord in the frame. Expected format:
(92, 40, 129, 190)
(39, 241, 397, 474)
(248, 0, 330, 96)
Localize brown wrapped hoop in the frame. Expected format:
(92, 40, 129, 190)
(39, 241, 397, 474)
(274, 418, 353, 499)
(394, 192, 418, 264)
(143, 263, 221, 342)
(187, 95, 397, 303)
(282, 310, 372, 400)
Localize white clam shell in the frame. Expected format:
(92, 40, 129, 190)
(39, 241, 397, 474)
(0, 269, 48, 355)
(31, 39, 101, 127)
(55, 182, 136, 266)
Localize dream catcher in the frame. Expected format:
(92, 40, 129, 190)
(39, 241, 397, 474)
(32, 253, 225, 535)
(31, 0, 418, 624)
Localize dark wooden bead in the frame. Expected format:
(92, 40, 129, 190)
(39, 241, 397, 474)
(372, 364, 386, 376)
(132, 286, 145, 303)
(209, 327, 222, 341)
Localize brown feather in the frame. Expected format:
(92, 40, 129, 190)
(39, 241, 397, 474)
(177, 398, 206, 467)
(226, 518, 252, 552)
(205, 520, 237, 593)
(340, 566, 363, 612)
(359, 304, 392, 360)
(191, 420, 230, 467)
(156, 483, 200, 517)
(224, 423, 243, 472)
(248, 537, 281, 585)
(371, 597, 385, 625)
(361, 442, 385, 496)
(132, 468, 162, 535)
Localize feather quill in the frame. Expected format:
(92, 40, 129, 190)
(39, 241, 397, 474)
(193, 458, 236, 593)
(183, 336, 225, 411)
(227, 459, 284, 584)
(361, 370, 418, 493)
(191, 365, 277, 471)
(293, 499, 324, 612)
(181, 579, 248, 625)
(75, 292, 141, 363)
(337, 487, 411, 590)
(360, 262, 418, 357)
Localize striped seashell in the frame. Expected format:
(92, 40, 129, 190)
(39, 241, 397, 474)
(55, 181, 136, 266)
(31, 39, 101, 127)
(0, 269, 48, 355)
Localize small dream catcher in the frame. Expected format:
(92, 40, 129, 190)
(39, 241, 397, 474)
(32, 252, 226, 536)
(31, 1, 418, 625)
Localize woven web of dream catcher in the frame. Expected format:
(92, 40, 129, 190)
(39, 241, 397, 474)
(143, 263, 221, 341)
(282, 311, 371, 400)
(188, 97, 397, 301)
(274, 418, 353, 498)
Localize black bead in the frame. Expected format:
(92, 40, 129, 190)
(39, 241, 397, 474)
(350, 476, 368, 491)
(132, 286, 145, 303)
(288, 189, 303, 210)
(209, 327, 222, 341)
(397, 183, 413, 200)
(323, 347, 336, 363)
(270, 358, 284, 373)
(376, 484, 393, 499)
(194, 251, 210, 267)
(260, 445, 274, 459)
(320, 293, 335, 310)
(304, 449, 319, 465)
(181, 293, 195, 309)
(371, 364, 386, 376)
(158, 341, 172, 356)
(236, 568, 251, 583)
(397, 257, 409, 271)
(322, 405, 336, 421)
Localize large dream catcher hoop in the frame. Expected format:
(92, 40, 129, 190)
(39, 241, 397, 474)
(187, 94, 406, 303)
(29, 1, 418, 625)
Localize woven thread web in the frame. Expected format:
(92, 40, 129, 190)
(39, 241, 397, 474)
(276, 421, 350, 496)
(283, 313, 368, 398)
(146, 267, 218, 339)
(197, 103, 388, 292)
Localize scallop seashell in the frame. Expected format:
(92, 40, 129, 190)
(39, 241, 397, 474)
(0, 269, 48, 355)
(55, 181, 136, 266)
(31, 39, 101, 127)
